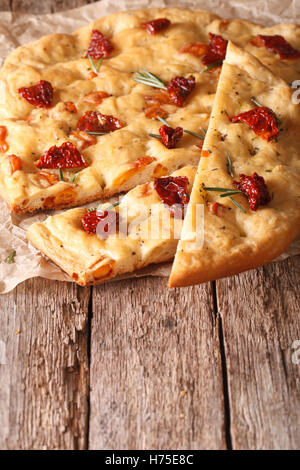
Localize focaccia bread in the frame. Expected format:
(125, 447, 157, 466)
(27, 166, 196, 286)
(169, 42, 300, 287)
(0, 8, 218, 214)
(1, 8, 300, 214)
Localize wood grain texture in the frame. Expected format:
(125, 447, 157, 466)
(0, 278, 90, 450)
(89, 277, 226, 450)
(217, 255, 300, 450)
(9, 0, 91, 14)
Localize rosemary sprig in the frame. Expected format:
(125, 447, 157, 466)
(226, 152, 234, 177)
(86, 131, 108, 136)
(203, 186, 246, 213)
(219, 190, 242, 197)
(200, 127, 207, 135)
(103, 202, 120, 211)
(69, 172, 80, 183)
(133, 69, 167, 90)
(184, 129, 204, 140)
(229, 197, 246, 213)
(6, 249, 16, 264)
(87, 202, 120, 212)
(157, 116, 169, 127)
(157, 116, 205, 140)
(88, 55, 103, 74)
(148, 133, 162, 139)
(201, 61, 223, 74)
(251, 96, 263, 107)
(58, 169, 64, 181)
(203, 186, 239, 192)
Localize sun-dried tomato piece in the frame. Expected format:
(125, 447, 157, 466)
(76, 111, 122, 133)
(167, 75, 195, 107)
(18, 80, 53, 108)
(38, 171, 59, 185)
(83, 91, 110, 105)
(72, 130, 98, 150)
(140, 18, 171, 34)
(7, 155, 22, 174)
(202, 33, 228, 66)
(159, 124, 183, 149)
(64, 102, 77, 113)
(85, 29, 114, 59)
(144, 105, 169, 120)
(201, 149, 211, 157)
(251, 34, 300, 60)
(144, 91, 170, 105)
(233, 173, 271, 211)
(180, 41, 208, 57)
(230, 106, 279, 142)
(82, 209, 118, 237)
(0, 126, 9, 153)
(35, 141, 86, 169)
(209, 202, 225, 217)
(154, 176, 190, 218)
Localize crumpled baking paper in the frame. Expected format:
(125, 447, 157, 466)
(0, 0, 299, 293)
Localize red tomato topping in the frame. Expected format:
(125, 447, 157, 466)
(76, 111, 122, 133)
(0, 126, 9, 153)
(233, 173, 271, 211)
(18, 80, 53, 108)
(85, 29, 114, 59)
(82, 209, 118, 237)
(202, 33, 228, 66)
(140, 18, 171, 34)
(83, 91, 110, 105)
(64, 102, 77, 113)
(251, 34, 300, 60)
(167, 75, 195, 107)
(180, 42, 208, 57)
(144, 91, 170, 105)
(144, 105, 168, 120)
(159, 124, 183, 149)
(209, 202, 225, 217)
(7, 154, 22, 174)
(230, 106, 279, 142)
(35, 142, 87, 169)
(154, 176, 190, 218)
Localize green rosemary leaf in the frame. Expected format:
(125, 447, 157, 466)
(133, 69, 167, 90)
(184, 129, 204, 140)
(88, 55, 103, 74)
(200, 127, 207, 135)
(104, 202, 120, 211)
(226, 152, 234, 177)
(203, 186, 239, 192)
(58, 169, 64, 181)
(148, 133, 162, 139)
(69, 172, 80, 183)
(251, 96, 263, 107)
(229, 197, 246, 213)
(219, 191, 242, 197)
(6, 249, 16, 264)
(157, 116, 170, 127)
(86, 131, 108, 136)
(200, 61, 223, 74)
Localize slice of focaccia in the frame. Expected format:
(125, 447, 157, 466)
(27, 166, 196, 286)
(169, 42, 300, 287)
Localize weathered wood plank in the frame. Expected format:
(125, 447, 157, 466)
(0, 278, 90, 450)
(89, 277, 226, 450)
(10, 0, 90, 14)
(216, 255, 300, 450)
(0, 1, 10, 11)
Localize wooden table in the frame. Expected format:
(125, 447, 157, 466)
(0, 0, 299, 451)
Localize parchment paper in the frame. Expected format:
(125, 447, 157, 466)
(0, 0, 299, 294)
